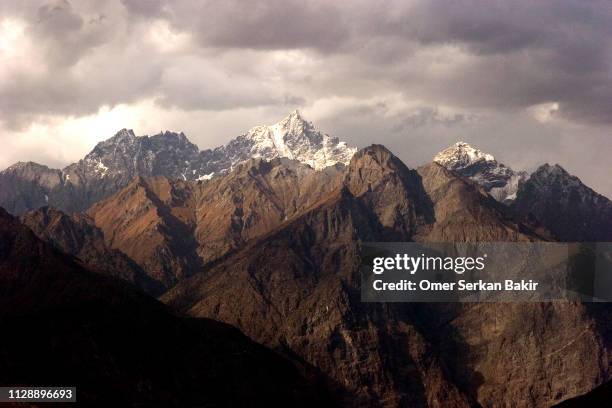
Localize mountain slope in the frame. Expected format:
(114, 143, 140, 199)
(82, 158, 343, 288)
(193, 157, 344, 263)
(0, 207, 333, 407)
(511, 163, 612, 241)
(0, 112, 356, 215)
(20, 206, 163, 295)
(87, 176, 201, 289)
(163, 165, 473, 406)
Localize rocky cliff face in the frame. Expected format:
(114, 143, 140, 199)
(0, 112, 356, 215)
(0, 208, 333, 407)
(192, 157, 344, 263)
(64, 129, 203, 184)
(0, 162, 65, 214)
(344, 145, 433, 240)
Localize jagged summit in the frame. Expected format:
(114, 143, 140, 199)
(433, 141, 527, 202)
(283, 109, 303, 122)
(533, 163, 571, 178)
(111, 128, 136, 140)
(7, 161, 50, 170)
(236, 111, 357, 170)
(434, 141, 496, 170)
(522, 163, 608, 204)
(83, 111, 356, 182)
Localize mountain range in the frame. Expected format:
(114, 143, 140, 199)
(0, 111, 355, 214)
(1, 112, 612, 406)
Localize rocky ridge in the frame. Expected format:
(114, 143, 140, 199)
(511, 163, 612, 241)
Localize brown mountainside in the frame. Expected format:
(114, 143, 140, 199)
(87, 176, 201, 289)
(20, 206, 162, 295)
(344, 145, 433, 240)
(193, 157, 344, 263)
(162, 145, 608, 407)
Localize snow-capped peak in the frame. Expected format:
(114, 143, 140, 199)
(276, 110, 307, 133)
(238, 111, 357, 170)
(433, 141, 526, 203)
(434, 141, 495, 171)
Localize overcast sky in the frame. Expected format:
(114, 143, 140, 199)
(1, 0, 611, 197)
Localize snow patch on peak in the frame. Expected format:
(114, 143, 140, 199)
(270, 122, 295, 160)
(278, 109, 306, 130)
(197, 172, 215, 181)
(434, 141, 495, 170)
(95, 159, 109, 176)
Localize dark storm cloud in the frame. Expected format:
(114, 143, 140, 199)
(123, 0, 351, 51)
(117, 0, 612, 124)
(404, 0, 610, 54)
(3, 0, 611, 124)
(399, 0, 612, 123)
